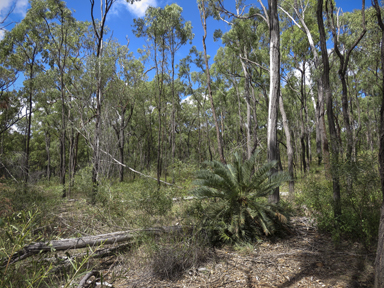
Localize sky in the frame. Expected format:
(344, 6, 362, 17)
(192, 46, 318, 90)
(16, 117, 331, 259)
(0, 0, 369, 89)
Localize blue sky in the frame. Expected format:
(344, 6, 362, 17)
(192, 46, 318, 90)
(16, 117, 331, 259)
(0, 0, 369, 88)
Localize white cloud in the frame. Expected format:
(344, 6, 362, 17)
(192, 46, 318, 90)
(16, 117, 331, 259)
(0, 0, 28, 17)
(0, 0, 13, 12)
(0, 29, 5, 41)
(112, 0, 158, 18)
(0, 0, 28, 24)
(14, 0, 28, 17)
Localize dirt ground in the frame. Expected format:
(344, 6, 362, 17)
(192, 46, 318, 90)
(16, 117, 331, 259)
(88, 217, 375, 288)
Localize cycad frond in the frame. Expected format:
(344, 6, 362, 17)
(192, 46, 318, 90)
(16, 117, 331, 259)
(190, 150, 290, 243)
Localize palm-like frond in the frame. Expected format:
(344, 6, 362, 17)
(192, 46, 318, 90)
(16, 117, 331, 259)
(190, 150, 290, 243)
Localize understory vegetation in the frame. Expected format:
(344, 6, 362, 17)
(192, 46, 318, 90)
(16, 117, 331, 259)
(1, 0, 384, 286)
(0, 150, 380, 287)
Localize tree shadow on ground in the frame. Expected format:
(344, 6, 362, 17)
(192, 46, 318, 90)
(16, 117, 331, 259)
(275, 218, 375, 288)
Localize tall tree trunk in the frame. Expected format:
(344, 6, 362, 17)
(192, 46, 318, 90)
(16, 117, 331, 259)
(171, 50, 176, 183)
(312, 92, 322, 165)
(90, 0, 113, 203)
(234, 82, 244, 145)
(299, 65, 307, 173)
(199, 0, 226, 164)
(326, 0, 366, 164)
(268, 0, 280, 203)
(373, 1, 384, 286)
(367, 99, 374, 152)
(60, 72, 67, 197)
(279, 93, 294, 195)
(284, 1, 330, 170)
(317, 0, 341, 221)
(68, 127, 76, 199)
(251, 85, 259, 153)
(240, 58, 252, 159)
(24, 63, 34, 190)
(45, 130, 51, 181)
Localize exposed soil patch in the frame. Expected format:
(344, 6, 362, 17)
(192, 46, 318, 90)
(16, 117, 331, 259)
(92, 217, 375, 288)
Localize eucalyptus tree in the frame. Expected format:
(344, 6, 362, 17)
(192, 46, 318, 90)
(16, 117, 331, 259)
(133, 4, 192, 184)
(206, 0, 281, 202)
(0, 50, 23, 136)
(198, 0, 226, 164)
(278, 0, 329, 168)
(280, 21, 313, 173)
(33, 70, 61, 181)
(133, 6, 170, 185)
(265, 0, 280, 203)
(326, 0, 366, 163)
(106, 45, 145, 182)
(372, 1, 384, 286)
(214, 16, 267, 159)
(88, 0, 139, 201)
(33, 0, 88, 197)
(0, 3, 48, 187)
(162, 4, 193, 183)
(178, 53, 208, 163)
(317, 0, 342, 221)
(89, 0, 114, 201)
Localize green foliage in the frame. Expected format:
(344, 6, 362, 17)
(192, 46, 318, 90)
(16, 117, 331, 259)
(296, 155, 382, 247)
(190, 150, 290, 244)
(0, 209, 53, 287)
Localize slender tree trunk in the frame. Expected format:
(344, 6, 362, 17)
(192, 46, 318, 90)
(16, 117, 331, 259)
(240, 58, 252, 159)
(68, 127, 77, 199)
(367, 100, 374, 152)
(317, 0, 341, 221)
(326, 0, 366, 164)
(45, 130, 51, 181)
(300, 107, 306, 174)
(373, 1, 384, 286)
(119, 126, 124, 182)
(279, 93, 294, 195)
(268, 0, 280, 203)
(234, 82, 244, 145)
(171, 50, 176, 183)
(199, 0, 226, 164)
(24, 63, 35, 191)
(312, 92, 322, 165)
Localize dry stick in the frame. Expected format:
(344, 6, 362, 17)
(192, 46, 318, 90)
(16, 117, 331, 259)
(77, 270, 99, 288)
(100, 149, 182, 188)
(0, 161, 18, 182)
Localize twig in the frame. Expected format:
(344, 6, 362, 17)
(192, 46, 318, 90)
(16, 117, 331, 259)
(77, 270, 99, 288)
(100, 149, 182, 188)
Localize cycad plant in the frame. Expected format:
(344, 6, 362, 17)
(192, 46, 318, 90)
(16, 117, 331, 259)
(190, 150, 290, 243)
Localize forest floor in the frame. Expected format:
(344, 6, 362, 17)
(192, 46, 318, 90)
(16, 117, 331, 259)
(1, 184, 377, 288)
(85, 216, 375, 288)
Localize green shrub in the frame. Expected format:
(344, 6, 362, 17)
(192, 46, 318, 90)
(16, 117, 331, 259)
(189, 150, 290, 244)
(296, 156, 382, 247)
(0, 209, 53, 287)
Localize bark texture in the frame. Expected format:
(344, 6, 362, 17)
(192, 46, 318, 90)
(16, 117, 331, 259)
(373, 1, 384, 286)
(317, 0, 341, 219)
(199, 0, 226, 164)
(268, 0, 280, 203)
(279, 93, 294, 195)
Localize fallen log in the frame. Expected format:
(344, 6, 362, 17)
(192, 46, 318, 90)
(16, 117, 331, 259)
(2, 226, 188, 267)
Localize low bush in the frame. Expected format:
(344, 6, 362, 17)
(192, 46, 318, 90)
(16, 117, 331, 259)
(189, 150, 291, 244)
(296, 156, 382, 247)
